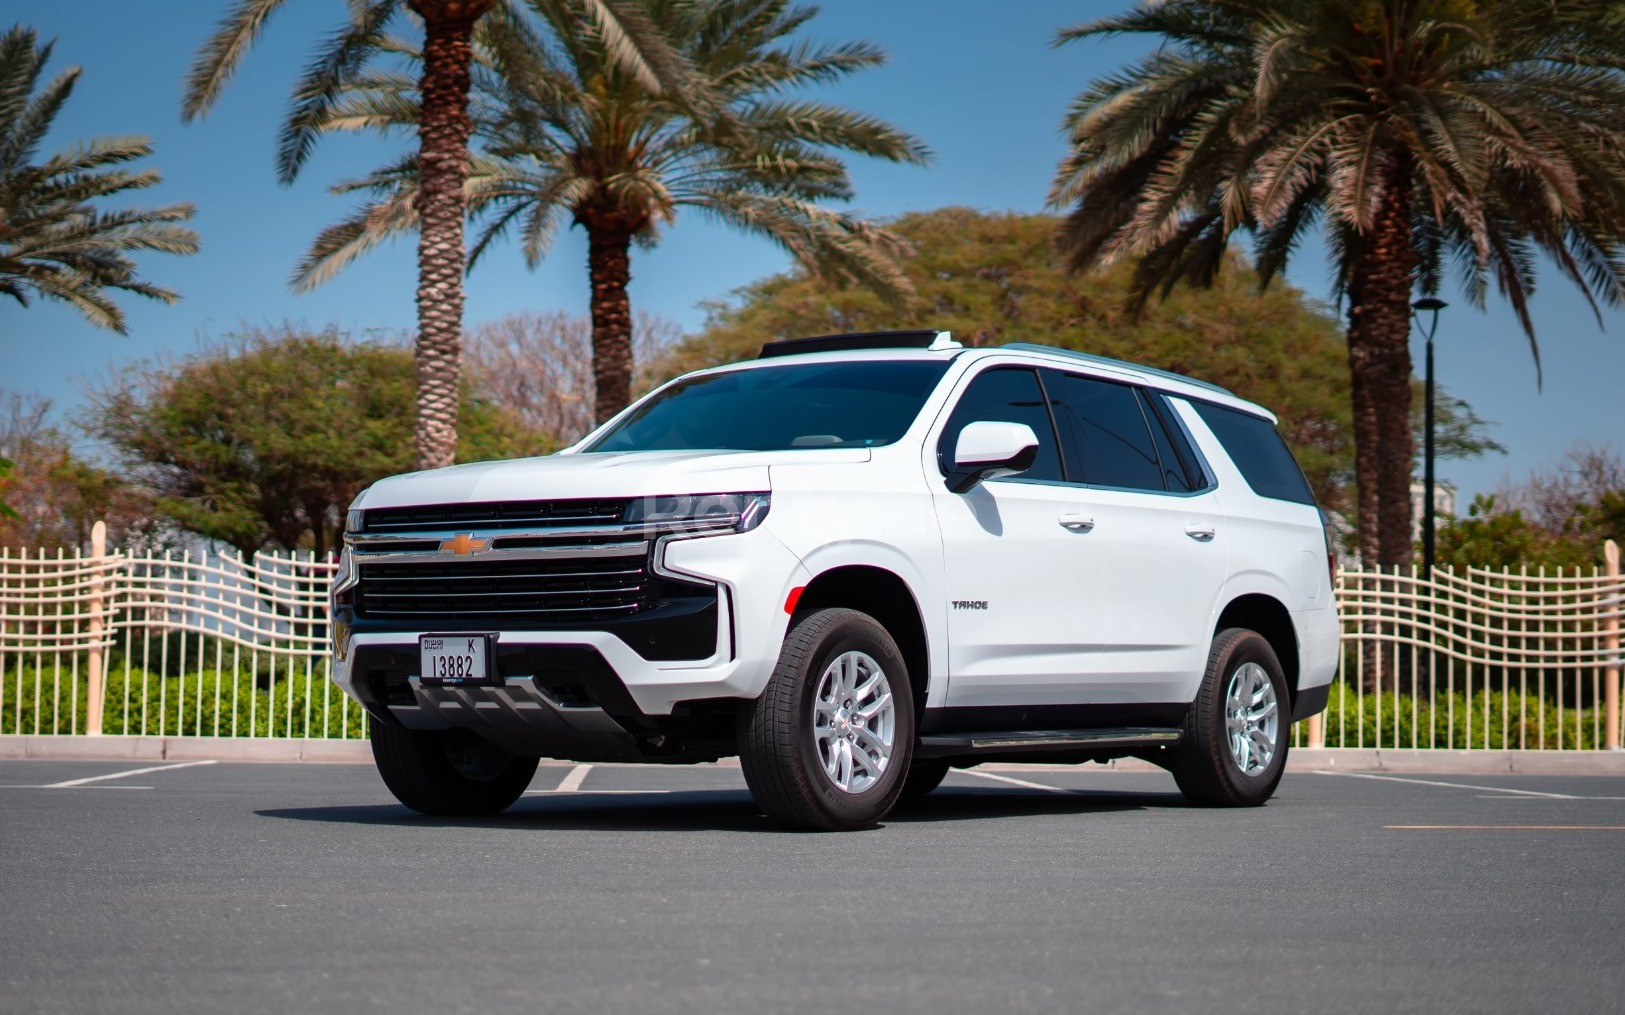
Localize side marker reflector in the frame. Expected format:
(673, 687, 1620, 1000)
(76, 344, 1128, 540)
(784, 586, 805, 615)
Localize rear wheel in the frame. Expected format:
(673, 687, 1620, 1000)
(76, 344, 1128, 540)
(741, 608, 915, 830)
(1169, 627, 1289, 807)
(370, 723, 538, 816)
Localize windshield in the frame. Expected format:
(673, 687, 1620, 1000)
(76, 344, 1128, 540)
(582, 360, 953, 453)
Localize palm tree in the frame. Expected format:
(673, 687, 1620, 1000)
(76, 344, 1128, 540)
(294, 0, 931, 424)
(0, 25, 198, 334)
(184, 0, 683, 469)
(1048, 0, 1625, 567)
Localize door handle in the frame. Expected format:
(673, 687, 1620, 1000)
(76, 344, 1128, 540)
(1058, 513, 1095, 532)
(1185, 524, 1216, 541)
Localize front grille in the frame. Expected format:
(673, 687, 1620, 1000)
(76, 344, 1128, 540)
(362, 498, 628, 533)
(356, 552, 650, 623)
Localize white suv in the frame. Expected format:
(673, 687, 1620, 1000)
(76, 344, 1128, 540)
(330, 331, 1339, 829)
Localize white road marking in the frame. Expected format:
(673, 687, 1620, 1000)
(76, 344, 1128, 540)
(1315, 770, 1579, 799)
(554, 764, 592, 793)
(1477, 794, 1625, 801)
(524, 789, 673, 796)
(962, 768, 1070, 794)
(0, 784, 153, 790)
(43, 759, 219, 789)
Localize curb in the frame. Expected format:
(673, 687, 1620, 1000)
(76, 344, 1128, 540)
(4, 735, 1625, 775)
(0, 734, 374, 764)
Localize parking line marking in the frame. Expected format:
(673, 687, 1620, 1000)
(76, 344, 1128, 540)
(1314, 771, 1579, 799)
(963, 769, 1070, 794)
(43, 760, 218, 788)
(555, 764, 592, 793)
(524, 789, 673, 795)
(1386, 825, 1625, 831)
(1476, 795, 1625, 801)
(0, 784, 153, 790)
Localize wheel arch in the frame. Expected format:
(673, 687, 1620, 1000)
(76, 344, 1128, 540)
(795, 565, 930, 722)
(1214, 594, 1301, 712)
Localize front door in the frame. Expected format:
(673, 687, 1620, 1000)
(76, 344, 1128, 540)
(929, 366, 1103, 709)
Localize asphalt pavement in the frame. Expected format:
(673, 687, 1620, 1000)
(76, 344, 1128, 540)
(3, 758, 1623, 1014)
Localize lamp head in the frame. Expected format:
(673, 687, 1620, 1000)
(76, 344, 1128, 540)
(1412, 297, 1448, 312)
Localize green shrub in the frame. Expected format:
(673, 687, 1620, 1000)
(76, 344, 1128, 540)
(1294, 682, 1606, 750)
(0, 659, 365, 738)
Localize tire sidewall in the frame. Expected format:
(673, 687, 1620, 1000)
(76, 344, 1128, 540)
(790, 612, 915, 825)
(1210, 630, 1290, 802)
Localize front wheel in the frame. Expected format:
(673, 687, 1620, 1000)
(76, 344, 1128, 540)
(740, 608, 915, 830)
(897, 760, 952, 804)
(370, 723, 539, 816)
(1168, 627, 1289, 807)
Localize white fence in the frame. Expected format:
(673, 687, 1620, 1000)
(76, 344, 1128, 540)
(2, 532, 1622, 748)
(0, 527, 352, 740)
(1326, 546, 1624, 751)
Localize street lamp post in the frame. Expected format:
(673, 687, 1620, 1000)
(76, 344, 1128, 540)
(1413, 297, 1448, 573)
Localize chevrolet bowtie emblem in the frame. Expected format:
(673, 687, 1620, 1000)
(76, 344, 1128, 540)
(441, 533, 488, 555)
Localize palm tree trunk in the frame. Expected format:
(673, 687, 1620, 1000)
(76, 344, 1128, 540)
(407, 0, 492, 470)
(585, 216, 636, 426)
(1344, 154, 1418, 568)
(1345, 154, 1419, 694)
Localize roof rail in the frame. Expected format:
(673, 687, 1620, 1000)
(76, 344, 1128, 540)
(757, 329, 962, 359)
(1000, 342, 1234, 396)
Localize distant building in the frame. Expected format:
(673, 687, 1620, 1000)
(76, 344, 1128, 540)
(1411, 479, 1456, 542)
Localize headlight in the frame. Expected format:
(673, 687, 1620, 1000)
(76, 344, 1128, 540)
(330, 545, 358, 607)
(625, 492, 770, 534)
(345, 508, 364, 534)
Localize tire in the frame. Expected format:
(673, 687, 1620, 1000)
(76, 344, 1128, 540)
(740, 608, 916, 830)
(370, 722, 539, 816)
(1169, 627, 1290, 807)
(897, 760, 951, 804)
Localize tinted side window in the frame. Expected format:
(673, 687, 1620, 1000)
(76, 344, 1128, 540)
(937, 368, 1063, 483)
(1142, 392, 1202, 492)
(1191, 401, 1316, 505)
(1044, 371, 1164, 491)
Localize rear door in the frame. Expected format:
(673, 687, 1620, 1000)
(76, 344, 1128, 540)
(1041, 370, 1229, 703)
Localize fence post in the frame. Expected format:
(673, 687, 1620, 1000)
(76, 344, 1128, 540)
(85, 521, 107, 737)
(1606, 539, 1621, 752)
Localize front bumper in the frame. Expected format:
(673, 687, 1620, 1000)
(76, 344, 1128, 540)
(330, 526, 810, 755)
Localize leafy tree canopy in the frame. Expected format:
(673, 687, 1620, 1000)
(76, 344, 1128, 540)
(0, 394, 151, 551)
(1438, 446, 1625, 569)
(84, 325, 548, 557)
(1435, 496, 1600, 571)
(657, 207, 1497, 511)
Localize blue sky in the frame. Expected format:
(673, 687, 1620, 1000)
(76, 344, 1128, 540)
(4, 0, 1622, 505)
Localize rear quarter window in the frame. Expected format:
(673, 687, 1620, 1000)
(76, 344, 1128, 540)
(1190, 401, 1316, 506)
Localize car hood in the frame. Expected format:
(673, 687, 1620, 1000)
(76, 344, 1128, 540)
(355, 448, 873, 510)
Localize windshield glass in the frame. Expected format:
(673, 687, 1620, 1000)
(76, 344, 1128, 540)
(582, 360, 952, 453)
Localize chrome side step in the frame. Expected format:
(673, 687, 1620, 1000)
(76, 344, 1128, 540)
(916, 727, 1181, 758)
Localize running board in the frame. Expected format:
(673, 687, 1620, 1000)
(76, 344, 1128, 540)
(916, 727, 1182, 758)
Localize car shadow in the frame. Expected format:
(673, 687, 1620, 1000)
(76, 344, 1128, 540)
(255, 785, 1191, 833)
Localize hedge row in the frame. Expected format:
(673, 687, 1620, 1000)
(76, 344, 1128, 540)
(0, 662, 366, 739)
(1298, 683, 1610, 750)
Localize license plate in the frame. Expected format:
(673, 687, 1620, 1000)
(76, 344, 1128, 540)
(419, 634, 498, 686)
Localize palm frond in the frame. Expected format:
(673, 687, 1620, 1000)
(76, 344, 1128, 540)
(291, 189, 418, 291)
(183, 0, 293, 121)
(3, 30, 198, 331)
(277, 0, 401, 183)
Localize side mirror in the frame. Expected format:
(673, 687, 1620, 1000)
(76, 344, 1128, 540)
(949, 421, 1040, 493)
